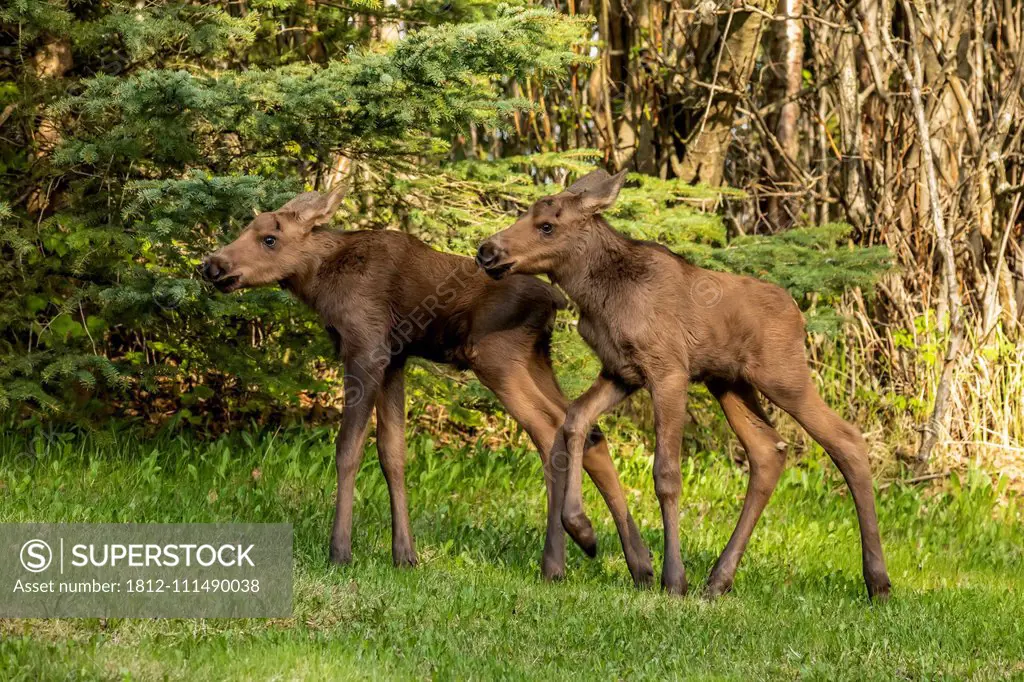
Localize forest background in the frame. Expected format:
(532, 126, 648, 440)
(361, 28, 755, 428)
(2, 0, 1023, 484)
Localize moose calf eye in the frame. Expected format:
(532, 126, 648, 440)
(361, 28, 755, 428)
(262, 235, 277, 248)
(539, 222, 554, 235)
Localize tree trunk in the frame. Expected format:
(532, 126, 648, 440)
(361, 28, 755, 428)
(776, 0, 803, 163)
(882, 0, 964, 464)
(835, 16, 867, 229)
(675, 1, 777, 186)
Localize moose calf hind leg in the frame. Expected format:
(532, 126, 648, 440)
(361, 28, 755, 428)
(810, 402, 889, 600)
(376, 367, 418, 568)
(471, 357, 590, 578)
(581, 427, 655, 587)
(769, 380, 891, 600)
(705, 382, 787, 598)
(540, 427, 570, 581)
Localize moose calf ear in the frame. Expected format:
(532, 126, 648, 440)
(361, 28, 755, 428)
(567, 168, 613, 195)
(278, 182, 350, 230)
(319, 181, 349, 218)
(576, 169, 627, 214)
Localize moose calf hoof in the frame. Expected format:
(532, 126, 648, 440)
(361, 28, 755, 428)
(864, 563, 891, 602)
(630, 563, 655, 590)
(541, 559, 566, 583)
(561, 510, 597, 558)
(663, 561, 688, 593)
(579, 536, 598, 559)
(392, 549, 419, 569)
(661, 573, 688, 597)
(329, 546, 353, 566)
(702, 579, 733, 600)
(867, 577, 892, 603)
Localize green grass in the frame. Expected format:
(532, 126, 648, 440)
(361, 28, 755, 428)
(1, 426, 1023, 680)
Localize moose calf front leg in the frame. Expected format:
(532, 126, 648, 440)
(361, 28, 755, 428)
(559, 374, 634, 555)
(651, 374, 689, 595)
(330, 363, 383, 565)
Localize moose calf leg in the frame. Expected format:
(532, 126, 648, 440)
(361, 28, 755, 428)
(651, 374, 689, 595)
(471, 360, 576, 579)
(545, 410, 653, 585)
(526, 356, 653, 585)
(560, 375, 633, 557)
(530, 357, 644, 566)
(375, 365, 417, 567)
(705, 381, 787, 598)
(553, 424, 596, 558)
(330, 367, 381, 565)
(581, 429, 655, 588)
(769, 380, 891, 600)
(540, 428, 570, 580)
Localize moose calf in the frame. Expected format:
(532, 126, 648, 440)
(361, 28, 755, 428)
(477, 169, 891, 600)
(203, 185, 653, 583)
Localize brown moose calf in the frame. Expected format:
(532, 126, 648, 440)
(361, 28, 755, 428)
(203, 185, 653, 584)
(477, 169, 891, 600)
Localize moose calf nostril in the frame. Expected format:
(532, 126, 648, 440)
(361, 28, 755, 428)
(476, 243, 498, 267)
(204, 261, 222, 281)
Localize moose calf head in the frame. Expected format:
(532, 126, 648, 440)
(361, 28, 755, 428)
(476, 169, 627, 280)
(203, 185, 347, 292)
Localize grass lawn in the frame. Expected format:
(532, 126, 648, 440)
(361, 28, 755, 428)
(1, 426, 1022, 680)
